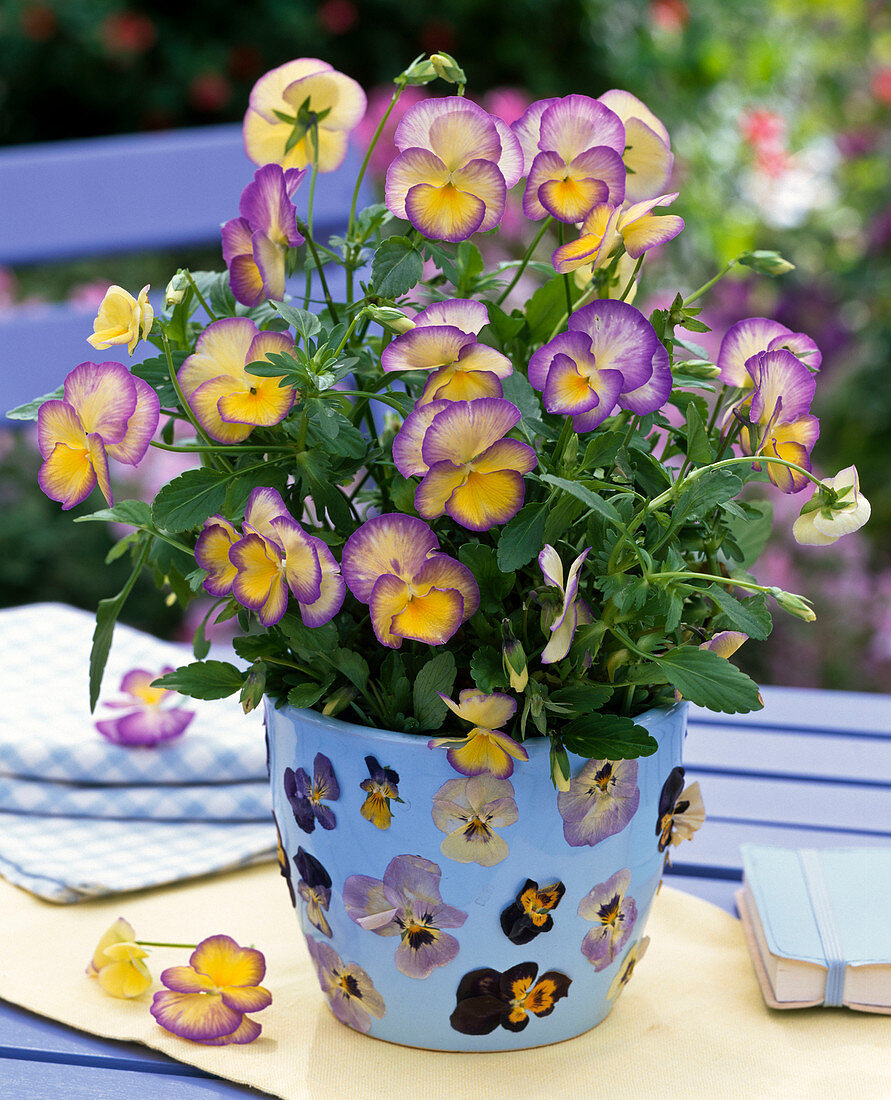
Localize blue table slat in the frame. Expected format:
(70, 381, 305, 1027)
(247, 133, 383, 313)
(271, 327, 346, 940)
(689, 685, 891, 735)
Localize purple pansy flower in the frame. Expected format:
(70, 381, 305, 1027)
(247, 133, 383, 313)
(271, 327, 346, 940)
(557, 758, 640, 847)
(656, 766, 706, 852)
(716, 316, 821, 390)
(500, 879, 566, 945)
(343, 854, 467, 979)
(450, 961, 572, 1035)
(94, 667, 195, 747)
(578, 868, 638, 970)
(284, 753, 340, 833)
(294, 846, 333, 937)
(305, 938, 386, 1034)
(359, 755, 403, 830)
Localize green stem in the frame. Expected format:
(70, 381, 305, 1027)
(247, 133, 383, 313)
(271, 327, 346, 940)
(495, 217, 552, 306)
(683, 258, 738, 307)
(337, 389, 411, 415)
(558, 224, 574, 319)
(184, 272, 215, 322)
(160, 331, 230, 471)
(296, 218, 339, 324)
(149, 441, 293, 454)
(347, 83, 405, 240)
(649, 570, 773, 596)
(135, 940, 198, 949)
(548, 416, 575, 471)
(303, 125, 320, 311)
(618, 255, 644, 302)
(331, 310, 366, 358)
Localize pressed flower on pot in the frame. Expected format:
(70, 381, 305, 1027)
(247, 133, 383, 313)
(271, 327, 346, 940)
(25, 48, 869, 1051)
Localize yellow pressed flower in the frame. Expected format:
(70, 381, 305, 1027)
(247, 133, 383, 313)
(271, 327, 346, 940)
(87, 917, 152, 999)
(87, 284, 154, 356)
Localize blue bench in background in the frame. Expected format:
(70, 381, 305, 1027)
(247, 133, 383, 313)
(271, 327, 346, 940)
(0, 124, 366, 422)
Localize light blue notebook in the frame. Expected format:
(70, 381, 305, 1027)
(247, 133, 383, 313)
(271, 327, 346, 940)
(739, 844, 891, 1011)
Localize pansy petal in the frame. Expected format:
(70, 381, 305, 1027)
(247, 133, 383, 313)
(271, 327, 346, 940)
(385, 148, 450, 220)
(247, 58, 334, 123)
(552, 232, 608, 275)
(38, 441, 96, 510)
(391, 585, 465, 647)
(239, 163, 305, 245)
(428, 104, 503, 171)
(221, 984, 273, 1014)
(63, 361, 136, 442)
(413, 299, 489, 335)
(620, 117, 674, 203)
(392, 399, 450, 477)
(716, 317, 791, 388)
(150, 990, 243, 1041)
(37, 399, 86, 459)
(539, 95, 626, 161)
(446, 468, 526, 531)
(414, 462, 468, 521)
(413, 555, 480, 622)
(249, 231, 287, 302)
(281, 69, 366, 132)
(87, 435, 113, 506)
(381, 325, 472, 374)
(270, 516, 323, 604)
(749, 349, 817, 426)
(542, 353, 599, 414)
(598, 89, 670, 145)
(218, 375, 296, 428)
(299, 540, 346, 627)
(189, 376, 254, 444)
(527, 330, 595, 392)
(569, 146, 627, 203)
(221, 217, 254, 266)
(189, 935, 267, 989)
(244, 486, 290, 538)
(455, 341, 513, 379)
(243, 111, 348, 172)
(201, 1015, 263, 1046)
(491, 116, 524, 188)
(568, 300, 661, 393)
(621, 212, 684, 258)
(159, 964, 216, 994)
(472, 437, 538, 476)
(104, 377, 159, 465)
(510, 98, 556, 174)
(368, 574, 410, 648)
(231, 534, 280, 608)
(451, 690, 518, 730)
(539, 175, 609, 224)
(421, 398, 521, 467)
(619, 341, 672, 415)
(450, 159, 507, 232)
(179, 317, 258, 398)
(342, 514, 440, 602)
(405, 182, 486, 243)
(419, 367, 503, 405)
(227, 253, 264, 308)
(767, 331, 822, 371)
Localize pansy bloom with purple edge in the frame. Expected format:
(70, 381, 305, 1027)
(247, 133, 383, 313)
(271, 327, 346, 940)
(606, 936, 649, 1001)
(343, 854, 467, 980)
(150, 935, 272, 1046)
(538, 545, 592, 664)
(243, 58, 366, 172)
(551, 193, 684, 276)
(37, 360, 159, 510)
(222, 163, 306, 306)
(741, 348, 820, 493)
(283, 752, 339, 833)
(598, 90, 673, 203)
(381, 299, 513, 405)
(578, 868, 638, 971)
(656, 766, 706, 853)
(359, 755, 403, 830)
(557, 758, 640, 848)
(716, 316, 822, 390)
(305, 938, 386, 1034)
(512, 95, 626, 223)
(432, 774, 518, 867)
(428, 689, 528, 779)
(528, 300, 671, 431)
(386, 97, 523, 242)
(95, 667, 195, 747)
(500, 879, 566, 945)
(398, 398, 537, 532)
(449, 961, 572, 1035)
(228, 487, 345, 627)
(178, 318, 297, 444)
(341, 514, 479, 649)
(194, 515, 240, 598)
(294, 846, 333, 937)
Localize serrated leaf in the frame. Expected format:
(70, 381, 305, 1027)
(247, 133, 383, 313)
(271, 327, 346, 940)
(684, 403, 715, 464)
(372, 236, 423, 297)
(724, 499, 773, 568)
(288, 677, 334, 709)
(469, 646, 508, 693)
(705, 587, 772, 640)
(653, 646, 763, 713)
(548, 684, 613, 712)
(501, 370, 542, 422)
(458, 543, 514, 603)
(153, 660, 246, 700)
(6, 385, 65, 420)
(74, 500, 154, 528)
(497, 503, 547, 571)
(329, 648, 369, 691)
(278, 612, 338, 658)
(560, 714, 657, 759)
(269, 301, 321, 343)
(674, 468, 743, 523)
(539, 474, 623, 526)
(153, 468, 229, 530)
(413, 652, 457, 729)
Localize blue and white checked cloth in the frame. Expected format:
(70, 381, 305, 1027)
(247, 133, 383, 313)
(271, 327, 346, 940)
(0, 603, 278, 902)
(0, 603, 267, 784)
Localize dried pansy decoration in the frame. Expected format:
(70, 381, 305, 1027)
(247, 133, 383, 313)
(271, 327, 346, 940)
(359, 755, 403, 829)
(294, 846, 333, 937)
(656, 766, 706, 852)
(606, 936, 650, 1001)
(449, 961, 572, 1035)
(499, 878, 566, 945)
(284, 752, 340, 833)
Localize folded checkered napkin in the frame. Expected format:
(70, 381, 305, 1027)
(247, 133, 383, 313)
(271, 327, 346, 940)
(0, 774, 271, 821)
(0, 603, 267, 784)
(0, 811, 276, 903)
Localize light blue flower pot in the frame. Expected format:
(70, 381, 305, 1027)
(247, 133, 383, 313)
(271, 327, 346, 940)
(266, 699, 687, 1051)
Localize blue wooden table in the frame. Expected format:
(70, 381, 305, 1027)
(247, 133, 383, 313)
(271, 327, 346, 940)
(2, 685, 889, 1095)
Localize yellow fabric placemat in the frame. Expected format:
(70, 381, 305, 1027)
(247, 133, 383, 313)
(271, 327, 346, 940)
(1, 866, 888, 1100)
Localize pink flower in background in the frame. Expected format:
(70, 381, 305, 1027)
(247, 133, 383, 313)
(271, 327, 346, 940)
(95, 667, 195, 746)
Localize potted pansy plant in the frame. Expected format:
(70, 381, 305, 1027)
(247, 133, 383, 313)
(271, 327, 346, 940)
(17, 53, 870, 1051)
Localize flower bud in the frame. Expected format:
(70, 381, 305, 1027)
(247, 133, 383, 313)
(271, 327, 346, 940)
(322, 684, 356, 717)
(501, 620, 528, 692)
(767, 587, 816, 622)
(549, 743, 572, 792)
(674, 359, 722, 379)
(164, 271, 188, 308)
(240, 662, 267, 714)
(366, 305, 416, 334)
(401, 57, 438, 86)
(429, 52, 467, 85)
(738, 250, 795, 277)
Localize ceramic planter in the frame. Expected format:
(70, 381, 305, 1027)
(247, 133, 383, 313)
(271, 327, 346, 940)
(265, 699, 687, 1051)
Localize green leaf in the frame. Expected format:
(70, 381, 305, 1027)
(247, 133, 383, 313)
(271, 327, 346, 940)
(548, 683, 613, 712)
(288, 677, 334, 709)
(153, 661, 246, 700)
(469, 646, 508, 693)
(653, 646, 763, 713)
(560, 714, 658, 759)
(329, 648, 369, 691)
(684, 403, 715, 464)
(89, 536, 153, 710)
(582, 431, 624, 471)
(458, 543, 513, 603)
(539, 474, 623, 526)
(372, 236, 423, 297)
(131, 352, 186, 407)
(705, 587, 772, 640)
(269, 301, 321, 343)
(413, 652, 457, 729)
(496, 502, 547, 571)
(501, 370, 542, 423)
(293, 449, 353, 528)
(674, 468, 743, 523)
(278, 612, 338, 658)
(74, 500, 153, 528)
(481, 301, 524, 349)
(524, 276, 579, 343)
(153, 468, 230, 530)
(6, 385, 64, 420)
(724, 499, 773, 568)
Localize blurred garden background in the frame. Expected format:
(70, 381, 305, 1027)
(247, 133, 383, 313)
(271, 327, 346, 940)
(1, 0, 889, 691)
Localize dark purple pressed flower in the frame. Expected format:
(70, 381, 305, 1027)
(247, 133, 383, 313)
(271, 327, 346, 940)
(655, 767, 706, 852)
(450, 961, 572, 1035)
(500, 879, 566, 945)
(359, 755, 403, 829)
(656, 766, 686, 851)
(294, 847, 333, 937)
(272, 811, 295, 908)
(283, 752, 340, 834)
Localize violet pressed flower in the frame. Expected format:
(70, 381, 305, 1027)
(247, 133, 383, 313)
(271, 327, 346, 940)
(656, 766, 705, 852)
(343, 854, 467, 979)
(359, 755, 403, 829)
(500, 879, 566, 945)
(578, 868, 638, 970)
(284, 753, 340, 833)
(557, 758, 640, 848)
(432, 774, 518, 866)
(305, 938, 386, 1034)
(294, 846, 333, 937)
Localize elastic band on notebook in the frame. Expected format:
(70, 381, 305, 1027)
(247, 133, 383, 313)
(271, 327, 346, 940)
(798, 848, 845, 1007)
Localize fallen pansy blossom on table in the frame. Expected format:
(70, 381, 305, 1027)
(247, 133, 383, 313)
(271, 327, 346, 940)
(87, 918, 152, 999)
(95, 667, 195, 746)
